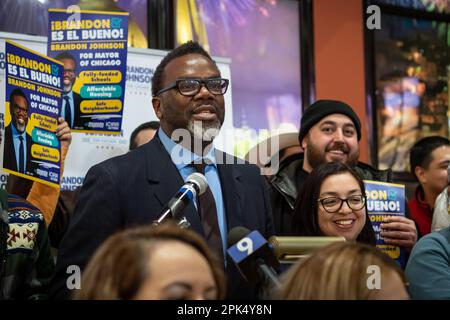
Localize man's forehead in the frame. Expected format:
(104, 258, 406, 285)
(164, 54, 220, 79)
(430, 145, 450, 163)
(316, 113, 355, 127)
(13, 95, 27, 105)
(61, 58, 75, 67)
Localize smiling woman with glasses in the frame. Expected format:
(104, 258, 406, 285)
(292, 162, 376, 245)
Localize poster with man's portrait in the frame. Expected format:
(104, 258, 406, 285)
(47, 9, 129, 134)
(3, 41, 63, 188)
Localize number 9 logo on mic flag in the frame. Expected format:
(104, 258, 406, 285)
(227, 231, 267, 264)
(237, 238, 254, 255)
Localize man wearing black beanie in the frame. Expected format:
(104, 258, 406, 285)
(298, 100, 362, 172)
(269, 99, 417, 251)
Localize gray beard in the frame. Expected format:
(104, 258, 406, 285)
(15, 122, 26, 133)
(63, 84, 73, 93)
(187, 120, 221, 142)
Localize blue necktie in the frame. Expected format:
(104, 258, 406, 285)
(18, 135, 24, 173)
(63, 95, 72, 127)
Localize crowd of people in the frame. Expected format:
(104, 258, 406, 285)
(1, 41, 449, 300)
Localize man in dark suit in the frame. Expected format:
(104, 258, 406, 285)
(54, 52, 84, 130)
(51, 41, 274, 299)
(3, 88, 36, 175)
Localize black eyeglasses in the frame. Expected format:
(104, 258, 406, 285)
(12, 103, 29, 114)
(156, 78, 229, 96)
(64, 69, 76, 75)
(318, 195, 366, 213)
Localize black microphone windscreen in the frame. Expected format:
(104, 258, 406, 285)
(227, 226, 251, 248)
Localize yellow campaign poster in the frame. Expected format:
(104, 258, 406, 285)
(364, 180, 407, 268)
(47, 9, 128, 134)
(3, 41, 63, 188)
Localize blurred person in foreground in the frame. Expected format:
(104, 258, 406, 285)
(276, 242, 409, 300)
(405, 225, 450, 300)
(75, 223, 225, 300)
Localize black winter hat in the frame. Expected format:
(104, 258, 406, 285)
(298, 100, 362, 143)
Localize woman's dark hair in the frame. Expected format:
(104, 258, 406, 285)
(292, 162, 376, 245)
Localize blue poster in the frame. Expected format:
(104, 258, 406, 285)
(47, 9, 129, 134)
(3, 41, 63, 188)
(364, 180, 406, 268)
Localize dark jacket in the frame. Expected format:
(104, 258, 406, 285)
(269, 153, 392, 236)
(71, 91, 85, 130)
(51, 136, 275, 299)
(0, 190, 54, 300)
(3, 125, 38, 175)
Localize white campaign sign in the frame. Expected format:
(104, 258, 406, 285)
(0, 32, 233, 190)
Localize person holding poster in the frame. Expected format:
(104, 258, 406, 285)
(0, 128, 55, 299)
(269, 99, 418, 252)
(0, 189, 54, 299)
(54, 52, 84, 129)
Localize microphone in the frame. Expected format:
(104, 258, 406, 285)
(227, 227, 281, 290)
(153, 172, 208, 226)
(268, 236, 346, 263)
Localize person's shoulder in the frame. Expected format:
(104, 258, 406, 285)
(217, 151, 260, 173)
(4, 124, 12, 135)
(89, 138, 161, 174)
(412, 228, 450, 257)
(355, 161, 392, 182)
(273, 154, 303, 179)
(73, 91, 82, 100)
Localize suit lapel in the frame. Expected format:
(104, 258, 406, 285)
(145, 136, 204, 236)
(216, 152, 244, 232)
(5, 126, 18, 172)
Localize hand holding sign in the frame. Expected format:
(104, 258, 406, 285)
(380, 215, 418, 251)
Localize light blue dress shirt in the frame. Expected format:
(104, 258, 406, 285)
(158, 128, 227, 258)
(61, 91, 74, 127)
(11, 124, 27, 172)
